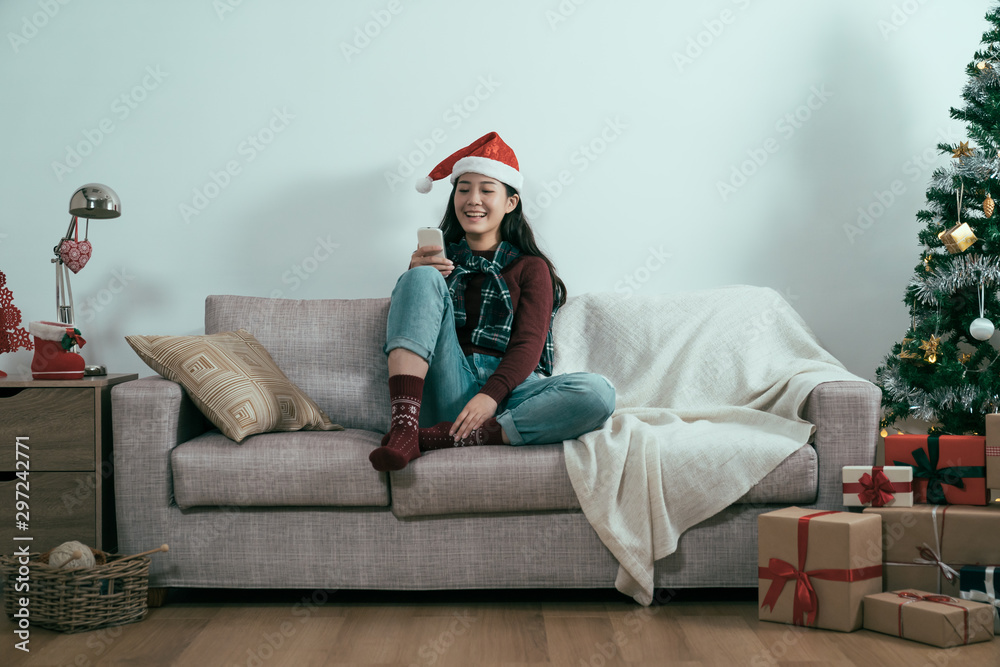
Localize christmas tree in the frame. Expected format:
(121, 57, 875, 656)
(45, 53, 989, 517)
(0, 269, 33, 378)
(876, 5, 1000, 435)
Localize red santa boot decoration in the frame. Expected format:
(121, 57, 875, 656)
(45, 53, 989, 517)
(29, 321, 87, 380)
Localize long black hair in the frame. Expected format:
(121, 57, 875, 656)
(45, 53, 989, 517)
(439, 181, 567, 309)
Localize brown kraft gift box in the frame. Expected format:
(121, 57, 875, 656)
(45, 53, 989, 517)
(864, 589, 995, 647)
(863, 505, 1000, 596)
(883, 562, 961, 598)
(758, 507, 882, 632)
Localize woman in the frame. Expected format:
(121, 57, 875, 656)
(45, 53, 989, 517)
(370, 132, 615, 472)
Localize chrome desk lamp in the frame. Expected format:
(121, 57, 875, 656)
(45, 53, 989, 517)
(53, 183, 121, 325)
(52, 183, 122, 375)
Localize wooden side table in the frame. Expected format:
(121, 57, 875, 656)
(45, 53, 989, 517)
(0, 373, 137, 555)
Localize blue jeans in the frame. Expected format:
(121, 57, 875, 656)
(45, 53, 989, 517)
(383, 266, 616, 445)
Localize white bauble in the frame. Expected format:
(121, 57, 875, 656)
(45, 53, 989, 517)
(970, 317, 995, 341)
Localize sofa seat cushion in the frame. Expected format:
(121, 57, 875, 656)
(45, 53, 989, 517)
(171, 429, 388, 509)
(737, 443, 817, 505)
(390, 442, 817, 518)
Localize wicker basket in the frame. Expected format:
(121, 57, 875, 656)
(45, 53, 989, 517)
(0, 549, 152, 634)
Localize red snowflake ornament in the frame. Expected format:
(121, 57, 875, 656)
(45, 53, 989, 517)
(1, 303, 22, 329)
(8, 327, 31, 351)
(0, 269, 34, 359)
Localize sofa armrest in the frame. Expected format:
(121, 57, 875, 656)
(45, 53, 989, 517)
(111, 376, 210, 552)
(803, 380, 880, 509)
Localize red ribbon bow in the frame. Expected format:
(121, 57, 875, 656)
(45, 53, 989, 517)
(896, 592, 970, 644)
(759, 511, 883, 627)
(858, 468, 895, 507)
(842, 466, 912, 507)
(762, 558, 819, 625)
(62, 327, 86, 350)
(897, 591, 954, 603)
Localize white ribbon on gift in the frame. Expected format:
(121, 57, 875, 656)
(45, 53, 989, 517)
(959, 565, 1000, 632)
(914, 544, 961, 583)
(887, 505, 960, 594)
(914, 506, 959, 587)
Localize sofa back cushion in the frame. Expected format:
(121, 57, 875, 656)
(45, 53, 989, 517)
(205, 295, 389, 432)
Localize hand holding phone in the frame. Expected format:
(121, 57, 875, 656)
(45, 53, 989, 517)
(413, 227, 454, 276)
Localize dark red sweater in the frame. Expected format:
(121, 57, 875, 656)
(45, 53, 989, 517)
(456, 249, 554, 404)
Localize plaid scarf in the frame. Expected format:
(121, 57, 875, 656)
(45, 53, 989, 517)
(446, 238, 556, 375)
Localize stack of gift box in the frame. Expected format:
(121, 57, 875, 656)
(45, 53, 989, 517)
(756, 415, 1000, 648)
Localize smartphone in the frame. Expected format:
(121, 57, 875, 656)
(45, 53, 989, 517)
(417, 227, 446, 259)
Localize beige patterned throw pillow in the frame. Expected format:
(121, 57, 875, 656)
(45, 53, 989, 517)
(125, 329, 343, 442)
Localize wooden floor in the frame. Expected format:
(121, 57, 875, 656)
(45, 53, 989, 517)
(2, 588, 997, 666)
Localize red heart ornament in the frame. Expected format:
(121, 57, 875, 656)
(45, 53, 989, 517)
(59, 239, 93, 274)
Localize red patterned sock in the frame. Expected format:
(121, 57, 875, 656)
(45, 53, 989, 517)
(369, 374, 423, 472)
(419, 417, 506, 450)
(378, 420, 505, 449)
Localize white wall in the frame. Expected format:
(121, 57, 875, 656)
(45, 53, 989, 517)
(0, 0, 986, 381)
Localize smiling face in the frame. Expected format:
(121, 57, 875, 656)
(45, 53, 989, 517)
(453, 172, 519, 250)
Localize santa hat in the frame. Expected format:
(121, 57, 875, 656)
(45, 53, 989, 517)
(416, 132, 523, 194)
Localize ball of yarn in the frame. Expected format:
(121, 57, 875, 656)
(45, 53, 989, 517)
(48, 540, 96, 569)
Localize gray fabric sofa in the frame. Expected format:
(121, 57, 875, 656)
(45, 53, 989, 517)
(111, 294, 879, 595)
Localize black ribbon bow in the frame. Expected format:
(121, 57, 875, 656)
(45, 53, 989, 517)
(893, 435, 986, 504)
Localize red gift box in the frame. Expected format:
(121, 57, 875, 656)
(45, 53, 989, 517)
(884, 435, 987, 505)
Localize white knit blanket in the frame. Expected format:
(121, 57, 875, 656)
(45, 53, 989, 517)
(551, 286, 866, 605)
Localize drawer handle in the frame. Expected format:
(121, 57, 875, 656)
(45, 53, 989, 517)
(0, 472, 17, 482)
(0, 389, 25, 399)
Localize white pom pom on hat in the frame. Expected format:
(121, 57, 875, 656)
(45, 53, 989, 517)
(415, 132, 523, 194)
(415, 176, 434, 194)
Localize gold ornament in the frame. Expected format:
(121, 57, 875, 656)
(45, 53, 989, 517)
(938, 222, 978, 253)
(924, 255, 932, 272)
(959, 352, 973, 364)
(978, 61, 990, 71)
(899, 337, 923, 361)
(920, 335, 941, 363)
(985, 195, 995, 218)
(952, 141, 974, 159)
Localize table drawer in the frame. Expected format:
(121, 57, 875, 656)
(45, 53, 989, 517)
(0, 387, 94, 471)
(0, 472, 96, 554)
